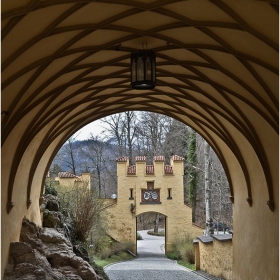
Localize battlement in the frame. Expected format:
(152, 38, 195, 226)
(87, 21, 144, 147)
(115, 154, 186, 207)
(115, 155, 185, 176)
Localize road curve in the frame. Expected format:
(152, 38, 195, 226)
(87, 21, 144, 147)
(104, 230, 222, 280)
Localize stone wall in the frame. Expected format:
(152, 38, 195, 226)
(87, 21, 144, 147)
(194, 235, 233, 280)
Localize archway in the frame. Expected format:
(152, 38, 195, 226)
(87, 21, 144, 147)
(1, 1, 278, 279)
(136, 212, 166, 257)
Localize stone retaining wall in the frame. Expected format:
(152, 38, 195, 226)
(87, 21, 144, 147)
(194, 235, 233, 280)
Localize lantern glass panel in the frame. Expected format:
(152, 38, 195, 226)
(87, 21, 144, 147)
(146, 57, 152, 80)
(137, 57, 144, 81)
(131, 58, 137, 82)
(152, 59, 156, 82)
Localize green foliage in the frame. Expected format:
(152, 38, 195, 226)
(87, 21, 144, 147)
(91, 263, 110, 280)
(177, 260, 195, 270)
(186, 129, 198, 222)
(169, 233, 195, 264)
(98, 240, 134, 260)
(44, 185, 58, 196)
(166, 252, 180, 260)
(93, 235, 112, 254)
(94, 251, 134, 268)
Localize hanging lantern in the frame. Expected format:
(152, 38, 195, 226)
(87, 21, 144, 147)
(130, 50, 156, 90)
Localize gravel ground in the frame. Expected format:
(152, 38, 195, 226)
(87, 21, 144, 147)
(104, 230, 224, 280)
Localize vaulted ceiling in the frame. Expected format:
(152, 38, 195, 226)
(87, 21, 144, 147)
(1, 0, 278, 212)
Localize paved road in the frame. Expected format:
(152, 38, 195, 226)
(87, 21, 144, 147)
(137, 229, 165, 258)
(104, 230, 223, 280)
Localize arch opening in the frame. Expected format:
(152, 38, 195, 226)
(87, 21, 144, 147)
(136, 212, 166, 257)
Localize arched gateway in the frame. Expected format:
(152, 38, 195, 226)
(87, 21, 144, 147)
(1, 1, 278, 279)
(105, 155, 202, 254)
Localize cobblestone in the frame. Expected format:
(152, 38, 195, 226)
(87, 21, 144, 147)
(105, 230, 224, 280)
(105, 257, 224, 280)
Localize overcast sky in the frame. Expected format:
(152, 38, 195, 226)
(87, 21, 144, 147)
(74, 120, 109, 140)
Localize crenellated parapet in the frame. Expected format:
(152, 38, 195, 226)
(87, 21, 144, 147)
(115, 155, 185, 177)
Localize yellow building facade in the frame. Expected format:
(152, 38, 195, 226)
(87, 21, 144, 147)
(54, 172, 91, 189)
(105, 155, 202, 254)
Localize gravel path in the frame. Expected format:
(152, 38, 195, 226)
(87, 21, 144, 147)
(104, 230, 224, 280)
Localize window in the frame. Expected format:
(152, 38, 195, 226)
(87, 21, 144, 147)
(129, 188, 134, 200)
(167, 188, 172, 200)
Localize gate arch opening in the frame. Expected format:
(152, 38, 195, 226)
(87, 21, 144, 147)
(136, 212, 166, 257)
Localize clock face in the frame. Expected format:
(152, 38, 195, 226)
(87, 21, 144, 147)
(144, 192, 150, 200)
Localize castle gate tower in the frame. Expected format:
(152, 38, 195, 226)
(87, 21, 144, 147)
(105, 155, 202, 254)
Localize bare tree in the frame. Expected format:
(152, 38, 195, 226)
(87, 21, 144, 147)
(58, 182, 106, 243)
(211, 153, 233, 230)
(54, 135, 80, 175)
(80, 135, 107, 197)
(162, 119, 189, 160)
(136, 112, 170, 162)
(204, 140, 214, 235)
(100, 112, 138, 164)
(100, 113, 126, 157)
(122, 111, 138, 164)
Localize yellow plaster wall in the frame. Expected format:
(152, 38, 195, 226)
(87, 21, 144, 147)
(105, 156, 203, 254)
(55, 173, 91, 189)
(1, 129, 48, 275)
(197, 239, 233, 280)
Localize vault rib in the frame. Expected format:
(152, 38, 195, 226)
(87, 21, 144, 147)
(209, 0, 278, 51)
(188, 49, 278, 120)
(2, 3, 88, 71)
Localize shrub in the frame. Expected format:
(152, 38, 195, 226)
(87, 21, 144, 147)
(45, 185, 58, 196)
(99, 248, 112, 260)
(147, 230, 165, 236)
(92, 263, 109, 280)
(170, 233, 195, 264)
(93, 235, 112, 254)
(184, 247, 195, 264)
(137, 232, 143, 240)
(98, 240, 133, 260)
(166, 252, 179, 260)
(58, 184, 106, 243)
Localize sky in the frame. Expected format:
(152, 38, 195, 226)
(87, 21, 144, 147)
(74, 120, 109, 141)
